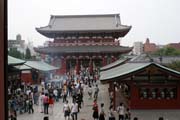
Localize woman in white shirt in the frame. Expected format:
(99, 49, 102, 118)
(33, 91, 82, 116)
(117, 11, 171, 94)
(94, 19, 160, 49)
(39, 92, 45, 113)
(109, 105, 115, 120)
(63, 100, 70, 120)
(71, 100, 78, 120)
(117, 103, 125, 120)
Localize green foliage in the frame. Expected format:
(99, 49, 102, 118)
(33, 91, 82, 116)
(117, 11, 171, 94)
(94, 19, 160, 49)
(153, 46, 180, 56)
(167, 60, 180, 72)
(25, 47, 31, 60)
(8, 48, 24, 59)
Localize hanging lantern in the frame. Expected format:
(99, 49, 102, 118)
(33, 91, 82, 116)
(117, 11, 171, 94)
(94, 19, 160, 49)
(92, 55, 96, 58)
(79, 56, 83, 59)
(98, 55, 102, 58)
(66, 56, 70, 59)
(85, 56, 89, 59)
(72, 56, 76, 59)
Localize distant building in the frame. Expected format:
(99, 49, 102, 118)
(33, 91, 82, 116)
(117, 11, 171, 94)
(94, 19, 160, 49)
(167, 43, 180, 50)
(8, 34, 37, 57)
(133, 42, 143, 55)
(144, 38, 158, 53)
(8, 34, 25, 54)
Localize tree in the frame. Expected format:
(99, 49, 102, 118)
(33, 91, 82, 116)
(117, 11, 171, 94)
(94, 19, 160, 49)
(153, 46, 180, 56)
(25, 47, 31, 60)
(167, 60, 180, 72)
(8, 48, 24, 59)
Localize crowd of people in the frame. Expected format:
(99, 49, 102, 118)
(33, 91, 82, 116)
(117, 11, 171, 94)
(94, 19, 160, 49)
(8, 67, 167, 120)
(8, 83, 37, 120)
(8, 67, 100, 120)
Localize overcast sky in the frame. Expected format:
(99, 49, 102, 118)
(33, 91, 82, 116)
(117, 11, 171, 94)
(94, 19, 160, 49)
(8, 0, 180, 47)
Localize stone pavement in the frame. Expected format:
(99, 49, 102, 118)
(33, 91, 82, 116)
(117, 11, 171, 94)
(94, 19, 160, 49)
(16, 82, 180, 120)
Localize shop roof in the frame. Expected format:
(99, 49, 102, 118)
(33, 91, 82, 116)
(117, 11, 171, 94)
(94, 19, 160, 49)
(100, 62, 180, 82)
(100, 59, 127, 71)
(25, 61, 59, 72)
(8, 56, 26, 66)
(14, 65, 32, 70)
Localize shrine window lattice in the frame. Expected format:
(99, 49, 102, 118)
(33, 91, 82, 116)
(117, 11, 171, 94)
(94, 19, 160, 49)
(139, 87, 177, 100)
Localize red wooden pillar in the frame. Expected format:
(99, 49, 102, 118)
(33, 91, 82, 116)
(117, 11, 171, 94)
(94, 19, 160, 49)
(129, 82, 139, 109)
(102, 56, 107, 66)
(60, 57, 66, 74)
(111, 56, 117, 63)
(177, 83, 180, 107)
(89, 58, 93, 74)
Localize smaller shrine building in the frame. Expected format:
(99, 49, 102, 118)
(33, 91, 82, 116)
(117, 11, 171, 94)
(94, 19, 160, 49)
(100, 61, 180, 109)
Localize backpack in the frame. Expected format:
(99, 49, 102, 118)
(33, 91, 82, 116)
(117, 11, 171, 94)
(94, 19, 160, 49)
(43, 96, 49, 104)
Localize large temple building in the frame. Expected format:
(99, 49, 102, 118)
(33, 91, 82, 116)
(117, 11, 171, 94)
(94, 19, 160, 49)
(35, 14, 132, 75)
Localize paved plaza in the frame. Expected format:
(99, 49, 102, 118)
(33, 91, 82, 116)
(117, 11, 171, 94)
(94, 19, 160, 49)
(16, 82, 180, 120)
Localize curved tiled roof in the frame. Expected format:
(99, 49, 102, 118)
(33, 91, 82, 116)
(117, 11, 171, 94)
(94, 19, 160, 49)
(34, 45, 132, 54)
(36, 14, 131, 38)
(100, 59, 127, 71)
(25, 61, 59, 71)
(8, 56, 26, 66)
(100, 62, 180, 83)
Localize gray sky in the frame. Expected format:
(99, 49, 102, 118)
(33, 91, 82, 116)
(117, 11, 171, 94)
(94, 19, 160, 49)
(8, 0, 180, 47)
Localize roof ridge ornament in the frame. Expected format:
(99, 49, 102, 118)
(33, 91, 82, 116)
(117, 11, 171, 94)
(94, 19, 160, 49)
(115, 14, 119, 27)
(115, 14, 121, 27)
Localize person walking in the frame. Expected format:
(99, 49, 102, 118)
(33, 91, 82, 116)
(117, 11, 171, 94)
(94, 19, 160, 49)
(62, 89, 67, 103)
(48, 95, 54, 114)
(88, 85, 93, 99)
(28, 98, 34, 114)
(63, 100, 71, 120)
(99, 103, 106, 120)
(43, 93, 49, 114)
(92, 99, 99, 120)
(108, 105, 116, 120)
(39, 92, 45, 113)
(94, 85, 99, 99)
(53, 88, 59, 102)
(71, 100, 78, 120)
(117, 103, 125, 120)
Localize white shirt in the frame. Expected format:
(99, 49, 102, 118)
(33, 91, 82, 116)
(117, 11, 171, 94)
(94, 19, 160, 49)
(71, 103, 78, 113)
(64, 103, 70, 111)
(39, 94, 45, 105)
(117, 105, 125, 115)
(26, 89, 31, 95)
(53, 89, 58, 96)
(88, 87, 93, 93)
